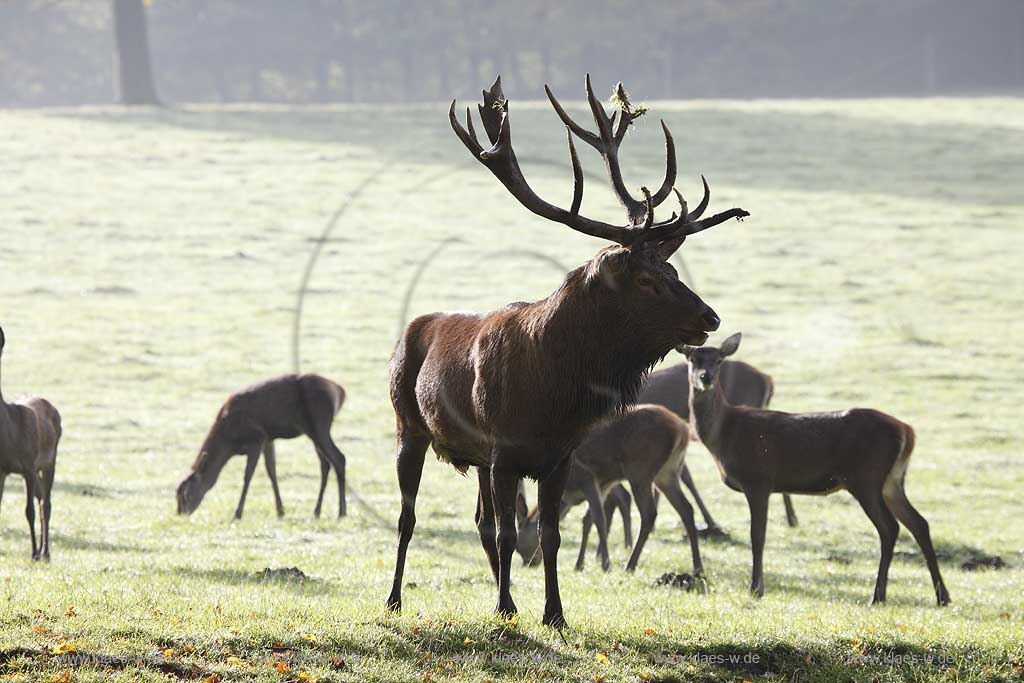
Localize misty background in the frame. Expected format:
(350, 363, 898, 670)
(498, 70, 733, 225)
(2, 0, 1023, 107)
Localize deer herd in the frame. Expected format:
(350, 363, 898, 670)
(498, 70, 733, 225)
(0, 75, 950, 628)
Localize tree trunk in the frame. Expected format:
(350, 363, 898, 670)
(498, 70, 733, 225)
(112, 0, 160, 105)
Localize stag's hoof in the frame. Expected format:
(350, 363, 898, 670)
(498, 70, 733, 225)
(542, 610, 566, 628)
(276, 509, 285, 519)
(574, 562, 585, 572)
(936, 586, 951, 607)
(698, 525, 729, 540)
(385, 595, 402, 613)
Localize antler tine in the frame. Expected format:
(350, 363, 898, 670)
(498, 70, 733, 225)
(450, 78, 642, 246)
(584, 73, 615, 143)
(567, 128, 584, 217)
(686, 175, 710, 221)
(640, 186, 654, 229)
(545, 84, 601, 149)
(449, 100, 483, 155)
(685, 208, 750, 236)
(649, 120, 678, 207)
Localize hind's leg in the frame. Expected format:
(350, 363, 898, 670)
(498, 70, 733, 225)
(41, 464, 55, 560)
(625, 482, 658, 572)
(313, 452, 330, 518)
(24, 476, 39, 560)
(234, 446, 261, 520)
(851, 486, 899, 604)
(385, 434, 430, 612)
(782, 494, 799, 527)
(884, 481, 950, 606)
(681, 465, 723, 535)
(576, 508, 593, 571)
(310, 430, 346, 518)
(606, 484, 633, 549)
(475, 466, 500, 583)
(658, 478, 704, 576)
(263, 441, 285, 518)
(580, 476, 610, 572)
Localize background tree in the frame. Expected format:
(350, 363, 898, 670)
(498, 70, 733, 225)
(112, 0, 160, 105)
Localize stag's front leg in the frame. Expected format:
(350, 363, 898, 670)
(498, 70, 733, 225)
(475, 466, 500, 584)
(490, 466, 521, 617)
(745, 485, 770, 598)
(24, 476, 38, 560)
(537, 456, 572, 627)
(234, 448, 261, 520)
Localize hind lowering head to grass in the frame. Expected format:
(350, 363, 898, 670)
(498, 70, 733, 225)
(0, 325, 62, 560)
(683, 333, 950, 605)
(176, 373, 347, 519)
(385, 75, 748, 628)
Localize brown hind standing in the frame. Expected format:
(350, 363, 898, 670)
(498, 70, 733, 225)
(515, 404, 701, 575)
(0, 325, 62, 560)
(639, 355, 799, 532)
(385, 75, 748, 627)
(176, 373, 347, 519)
(684, 333, 950, 605)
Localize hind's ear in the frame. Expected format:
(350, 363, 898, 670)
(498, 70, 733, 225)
(720, 332, 742, 357)
(515, 485, 529, 527)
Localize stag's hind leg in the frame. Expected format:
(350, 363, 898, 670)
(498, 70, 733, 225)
(385, 434, 429, 612)
(782, 494, 799, 527)
(883, 478, 950, 606)
(491, 466, 522, 617)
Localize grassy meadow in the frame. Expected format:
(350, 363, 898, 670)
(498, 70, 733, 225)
(0, 95, 1022, 682)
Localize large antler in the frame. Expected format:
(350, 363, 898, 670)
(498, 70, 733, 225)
(449, 76, 749, 252)
(546, 75, 676, 225)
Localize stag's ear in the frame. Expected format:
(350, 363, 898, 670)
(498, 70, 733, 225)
(657, 236, 686, 261)
(720, 332, 742, 357)
(586, 246, 628, 288)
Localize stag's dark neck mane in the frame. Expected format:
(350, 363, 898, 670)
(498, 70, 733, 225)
(524, 264, 669, 429)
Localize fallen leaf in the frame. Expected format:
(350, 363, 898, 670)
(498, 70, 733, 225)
(52, 641, 77, 655)
(202, 676, 221, 683)
(161, 648, 175, 658)
(643, 629, 655, 636)
(464, 637, 475, 645)
(65, 606, 77, 617)
(50, 674, 73, 683)
(33, 625, 47, 635)
(226, 656, 246, 667)
(594, 677, 606, 682)
(301, 633, 317, 642)
(639, 674, 651, 681)
(595, 652, 610, 665)
(275, 661, 291, 674)
(330, 656, 345, 669)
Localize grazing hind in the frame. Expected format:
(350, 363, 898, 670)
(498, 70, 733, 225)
(684, 333, 950, 605)
(515, 404, 701, 575)
(0, 325, 62, 560)
(176, 374, 347, 519)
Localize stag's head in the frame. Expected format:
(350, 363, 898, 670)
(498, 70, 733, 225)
(450, 76, 748, 351)
(681, 332, 742, 392)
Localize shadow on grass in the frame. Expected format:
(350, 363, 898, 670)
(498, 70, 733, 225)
(0, 528, 150, 554)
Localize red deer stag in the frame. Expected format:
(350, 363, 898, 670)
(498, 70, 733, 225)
(385, 75, 748, 627)
(176, 374, 346, 519)
(683, 333, 950, 605)
(515, 404, 701, 575)
(640, 355, 799, 533)
(0, 325, 62, 560)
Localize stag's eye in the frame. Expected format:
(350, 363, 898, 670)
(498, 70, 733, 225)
(636, 275, 655, 289)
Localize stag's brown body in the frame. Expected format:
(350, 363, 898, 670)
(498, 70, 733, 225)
(639, 358, 799, 531)
(685, 334, 950, 605)
(176, 373, 347, 519)
(0, 326, 62, 560)
(385, 76, 747, 627)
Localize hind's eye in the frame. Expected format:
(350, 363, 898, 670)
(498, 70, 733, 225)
(636, 276, 654, 288)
